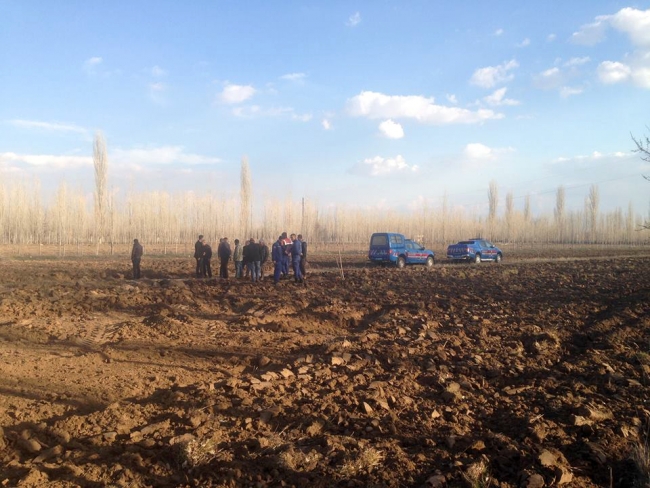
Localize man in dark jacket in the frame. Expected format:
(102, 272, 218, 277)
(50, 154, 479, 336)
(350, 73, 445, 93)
(131, 239, 143, 279)
(194, 235, 204, 278)
(245, 238, 262, 282)
(218, 237, 231, 279)
(259, 239, 269, 279)
(202, 242, 213, 278)
(298, 234, 307, 278)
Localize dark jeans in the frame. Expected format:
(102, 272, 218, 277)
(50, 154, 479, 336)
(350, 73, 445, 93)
(220, 258, 230, 278)
(248, 261, 261, 282)
(195, 257, 202, 277)
(202, 258, 212, 278)
(300, 257, 306, 277)
(132, 258, 141, 279)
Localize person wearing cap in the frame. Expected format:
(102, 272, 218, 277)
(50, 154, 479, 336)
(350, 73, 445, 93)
(131, 238, 144, 279)
(281, 231, 292, 278)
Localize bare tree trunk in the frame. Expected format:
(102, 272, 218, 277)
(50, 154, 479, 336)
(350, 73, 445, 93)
(240, 156, 252, 238)
(93, 131, 109, 255)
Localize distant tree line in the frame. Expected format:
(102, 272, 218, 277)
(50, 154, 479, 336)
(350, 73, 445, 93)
(0, 132, 648, 253)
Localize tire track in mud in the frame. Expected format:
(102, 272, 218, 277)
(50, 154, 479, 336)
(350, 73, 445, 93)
(69, 320, 123, 355)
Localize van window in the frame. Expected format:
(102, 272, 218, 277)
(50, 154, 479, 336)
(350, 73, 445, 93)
(371, 234, 388, 246)
(390, 234, 403, 246)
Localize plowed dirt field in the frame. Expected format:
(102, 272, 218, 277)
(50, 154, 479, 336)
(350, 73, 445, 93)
(1, 247, 649, 487)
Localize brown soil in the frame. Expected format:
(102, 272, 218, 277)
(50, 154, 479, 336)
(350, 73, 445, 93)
(0, 249, 649, 487)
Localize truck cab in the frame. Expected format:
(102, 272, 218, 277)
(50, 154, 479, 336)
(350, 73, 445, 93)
(368, 232, 435, 268)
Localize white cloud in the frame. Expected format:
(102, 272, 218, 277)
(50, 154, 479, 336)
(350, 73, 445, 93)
(597, 61, 632, 84)
(463, 143, 492, 160)
(378, 119, 404, 139)
(112, 146, 221, 166)
(571, 18, 608, 45)
(470, 59, 519, 88)
(322, 119, 332, 130)
(83, 56, 120, 77)
(9, 119, 88, 135)
(0, 146, 222, 171)
(151, 65, 167, 77)
(83, 56, 103, 74)
(354, 155, 418, 176)
(517, 38, 531, 47)
(446, 94, 458, 104)
(0, 152, 92, 168)
(559, 86, 584, 98)
(85, 57, 102, 67)
(232, 105, 312, 121)
(564, 56, 590, 67)
(347, 91, 503, 124)
(572, 7, 650, 47)
(280, 72, 306, 82)
(219, 83, 256, 104)
(463, 143, 515, 160)
(149, 82, 167, 104)
(547, 33, 557, 42)
(291, 112, 313, 122)
(608, 7, 650, 47)
(347, 12, 361, 27)
(494, 28, 504, 36)
(483, 87, 520, 106)
(533, 67, 565, 90)
(551, 150, 632, 165)
(598, 53, 650, 89)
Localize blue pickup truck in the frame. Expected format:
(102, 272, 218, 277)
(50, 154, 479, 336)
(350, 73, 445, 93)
(446, 239, 503, 263)
(368, 232, 435, 268)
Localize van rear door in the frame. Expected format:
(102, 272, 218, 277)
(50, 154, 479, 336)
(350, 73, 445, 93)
(369, 233, 390, 261)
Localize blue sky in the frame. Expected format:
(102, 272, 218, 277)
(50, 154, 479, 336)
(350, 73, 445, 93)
(1, 1, 649, 216)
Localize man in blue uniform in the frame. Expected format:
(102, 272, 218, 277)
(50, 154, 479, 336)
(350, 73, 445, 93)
(272, 236, 284, 285)
(280, 231, 292, 278)
(291, 233, 303, 283)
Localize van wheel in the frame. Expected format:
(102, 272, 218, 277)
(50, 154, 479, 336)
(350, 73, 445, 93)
(396, 257, 406, 269)
(474, 254, 481, 264)
(495, 253, 502, 263)
(426, 256, 434, 267)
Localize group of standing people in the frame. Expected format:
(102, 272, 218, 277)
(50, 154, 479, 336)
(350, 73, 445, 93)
(193, 233, 306, 284)
(129, 234, 308, 282)
(271, 232, 307, 284)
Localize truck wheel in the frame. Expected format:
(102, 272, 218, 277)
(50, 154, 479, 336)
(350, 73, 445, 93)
(495, 253, 502, 263)
(474, 253, 481, 264)
(426, 256, 434, 267)
(396, 256, 406, 269)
